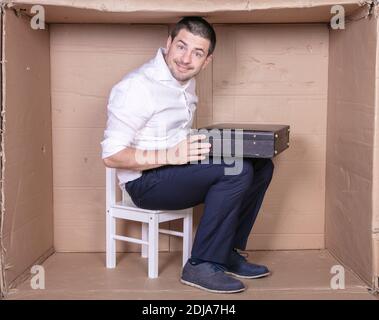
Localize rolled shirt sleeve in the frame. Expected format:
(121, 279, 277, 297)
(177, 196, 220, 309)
(101, 77, 154, 159)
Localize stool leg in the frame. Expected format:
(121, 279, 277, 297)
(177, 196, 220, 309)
(148, 215, 159, 278)
(106, 210, 116, 268)
(183, 210, 193, 267)
(141, 223, 148, 258)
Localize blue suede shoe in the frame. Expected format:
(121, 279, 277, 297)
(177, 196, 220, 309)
(225, 249, 271, 279)
(181, 261, 246, 293)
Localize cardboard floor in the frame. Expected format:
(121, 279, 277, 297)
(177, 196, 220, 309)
(5, 250, 378, 300)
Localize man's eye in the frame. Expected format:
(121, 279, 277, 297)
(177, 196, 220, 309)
(195, 52, 203, 58)
(177, 45, 184, 50)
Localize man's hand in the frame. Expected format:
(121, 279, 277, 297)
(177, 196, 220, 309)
(167, 134, 211, 165)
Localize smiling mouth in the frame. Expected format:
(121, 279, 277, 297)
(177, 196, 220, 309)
(175, 62, 191, 72)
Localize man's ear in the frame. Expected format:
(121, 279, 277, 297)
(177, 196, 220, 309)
(201, 54, 213, 70)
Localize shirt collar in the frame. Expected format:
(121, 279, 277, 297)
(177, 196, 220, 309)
(153, 47, 193, 90)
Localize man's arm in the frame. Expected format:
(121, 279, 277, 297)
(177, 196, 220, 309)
(103, 134, 211, 171)
(103, 147, 167, 171)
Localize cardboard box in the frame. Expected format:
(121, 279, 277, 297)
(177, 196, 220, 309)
(0, 0, 378, 296)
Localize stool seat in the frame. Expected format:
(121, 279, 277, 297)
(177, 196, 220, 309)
(105, 167, 193, 278)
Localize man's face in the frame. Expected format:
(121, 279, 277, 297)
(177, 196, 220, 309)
(164, 29, 213, 85)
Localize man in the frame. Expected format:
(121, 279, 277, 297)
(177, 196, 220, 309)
(101, 16, 274, 294)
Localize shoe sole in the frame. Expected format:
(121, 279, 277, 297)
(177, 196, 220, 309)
(180, 279, 246, 294)
(225, 271, 271, 279)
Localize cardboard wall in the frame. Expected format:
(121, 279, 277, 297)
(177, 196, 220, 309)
(196, 24, 328, 251)
(326, 8, 377, 285)
(0, 5, 5, 297)
(2, 9, 54, 287)
(50, 23, 329, 252)
(50, 24, 172, 252)
(172, 23, 330, 251)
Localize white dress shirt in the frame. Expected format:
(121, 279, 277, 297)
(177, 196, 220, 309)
(101, 47, 198, 188)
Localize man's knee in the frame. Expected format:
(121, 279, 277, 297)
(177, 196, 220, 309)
(259, 158, 274, 182)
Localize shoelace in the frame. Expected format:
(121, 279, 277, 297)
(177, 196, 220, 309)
(209, 262, 227, 272)
(232, 249, 249, 262)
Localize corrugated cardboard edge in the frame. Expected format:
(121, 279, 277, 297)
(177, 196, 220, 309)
(3, 1, 368, 25)
(3, 0, 372, 12)
(372, 235, 379, 293)
(0, 3, 6, 299)
(1, 1, 368, 25)
(373, 2, 379, 295)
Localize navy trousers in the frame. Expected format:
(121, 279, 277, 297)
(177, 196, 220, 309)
(125, 158, 274, 265)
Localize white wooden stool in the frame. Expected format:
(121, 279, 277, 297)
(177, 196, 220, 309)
(105, 167, 193, 278)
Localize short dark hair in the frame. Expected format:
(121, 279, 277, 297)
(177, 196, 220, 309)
(170, 16, 216, 56)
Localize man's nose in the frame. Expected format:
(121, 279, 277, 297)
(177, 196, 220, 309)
(181, 50, 192, 64)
